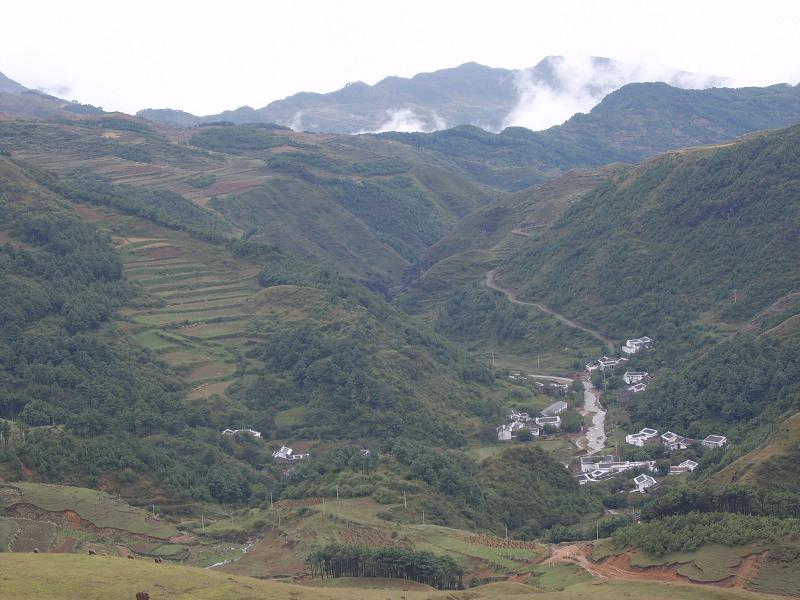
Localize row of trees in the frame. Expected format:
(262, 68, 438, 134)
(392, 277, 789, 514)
(306, 544, 463, 589)
(642, 485, 800, 520)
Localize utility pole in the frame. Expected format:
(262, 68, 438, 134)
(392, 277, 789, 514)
(733, 289, 738, 303)
(596, 522, 599, 541)
(202, 515, 205, 534)
(505, 524, 508, 542)
(403, 491, 407, 509)
(336, 485, 339, 500)
(322, 497, 325, 515)
(422, 509, 425, 525)
(537, 356, 541, 370)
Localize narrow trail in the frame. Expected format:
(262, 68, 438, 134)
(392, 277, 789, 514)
(485, 268, 614, 352)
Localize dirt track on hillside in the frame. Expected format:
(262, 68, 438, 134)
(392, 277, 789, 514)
(485, 268, 614, 351)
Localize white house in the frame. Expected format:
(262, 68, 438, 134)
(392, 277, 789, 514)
(702, 435, 728, 449)
(222, 428, 262, 438)
(633, 473, 658, 493)
(272, 445, 309, 461)
(542, 400, 568, 416)
(625, 427, 658, 446)
(497, 421, 540, 441)
(661, 431, 690, 451)
(509, 409, 532, 423)
(623, 371, 648, 385)
(627, 383, 647, 393)
(272, 445, 293, 460)
(621, 337, 653, 354)
(670, 459, 699, 475)
(535, 415, 561, 429)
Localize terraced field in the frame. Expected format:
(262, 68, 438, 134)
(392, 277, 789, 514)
(71, 203, 265, 400)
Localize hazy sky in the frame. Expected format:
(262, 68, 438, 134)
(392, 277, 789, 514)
(2, 0, 799, 116)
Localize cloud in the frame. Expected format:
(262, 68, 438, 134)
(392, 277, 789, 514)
(503, 56, 728, 131)
(363, 108, 446, 133)
(35, 84, 72, 97)
(288, 110, 304, 132)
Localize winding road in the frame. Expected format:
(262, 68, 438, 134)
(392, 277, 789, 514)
(485, 268, 614, 352)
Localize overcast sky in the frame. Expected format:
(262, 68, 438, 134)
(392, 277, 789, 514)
(2, 0, 800, 116)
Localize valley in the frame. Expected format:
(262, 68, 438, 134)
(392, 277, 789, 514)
(1, 54, 800, 600)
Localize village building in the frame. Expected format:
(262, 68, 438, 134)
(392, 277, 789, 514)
(535, 415, 561, 429)
(542, 400, 568, 416)
(272, 445, 309, 461)
(625, 427, 658, 446)
(702, 435, 728, 449)
(497, 421, 540, 441)
(509, 409, 532, 422)
(586, 356, 628, 372)
(222, 428, 262, 438)
(661, 431, 690, 451)
(621, 336, 653, 355)
(536, 382, 570, 396)
(627, 382, 647, 393)
(633, 473, 658, 493)
(623, 371, 648, 385)
(670, 459, 699, 475)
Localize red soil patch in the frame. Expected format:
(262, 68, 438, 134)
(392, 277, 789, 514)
(72, 204, 108, 222)
(139, 245, 182, 260)
(54, 537, 77, 553)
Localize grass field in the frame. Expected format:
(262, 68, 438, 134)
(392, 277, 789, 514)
(0, 483, 177, 539)
(0, 554, 786, 600)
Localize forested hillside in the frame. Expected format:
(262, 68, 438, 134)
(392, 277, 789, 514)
(384, 82, 800, 190)
(0, 119, 494, 288)
(498, 124, 800, 345)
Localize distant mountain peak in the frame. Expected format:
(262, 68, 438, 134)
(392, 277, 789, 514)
(137, 56, 726, 134)
(0, 70, 27, 95)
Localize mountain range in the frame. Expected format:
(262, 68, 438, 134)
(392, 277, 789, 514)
(136, 56, 726, 133)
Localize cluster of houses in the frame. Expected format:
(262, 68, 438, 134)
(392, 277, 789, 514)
(585, 336, 653, 395)
(625, 427, 728, 451)
(575, 453, 702, 491)
(496, 404, 565, 441)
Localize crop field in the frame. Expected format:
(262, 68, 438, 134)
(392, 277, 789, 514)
(80, 207, 268, 399)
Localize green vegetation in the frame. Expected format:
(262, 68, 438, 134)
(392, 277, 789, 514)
(189, 125, 286, 153)
(501, 125, 800, 347)
(306, 543, 463, 589)
(60, 171, 230, 240)
(186, 173, 217, 188)
(612, 512, 800, 556)
(478, 446, 595, 537)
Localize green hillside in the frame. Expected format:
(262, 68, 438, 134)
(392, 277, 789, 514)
(498, 124, 800, 346)
(384, 82, 800, 190)
(0, 118, 494, 288)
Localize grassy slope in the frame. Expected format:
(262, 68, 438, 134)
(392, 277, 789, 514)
(709, 411, 800, 488)
(0, 483, 176, 538)
(0, 554, 785, 600)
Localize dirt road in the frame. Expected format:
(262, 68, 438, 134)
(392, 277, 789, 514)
(485, 268, 614, 352)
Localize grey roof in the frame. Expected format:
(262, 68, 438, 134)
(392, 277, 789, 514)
(542, 400, 568, 416)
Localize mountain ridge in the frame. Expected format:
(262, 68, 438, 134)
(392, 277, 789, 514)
(136, 56, 724, 133)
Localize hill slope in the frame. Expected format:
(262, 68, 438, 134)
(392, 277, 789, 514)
(497, 123, 800, 344)
(0, 70, 27, 94)
(0, 118, 495, 287)
(384, 82, 800, 190)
